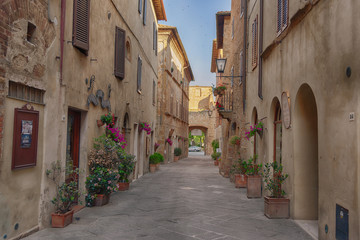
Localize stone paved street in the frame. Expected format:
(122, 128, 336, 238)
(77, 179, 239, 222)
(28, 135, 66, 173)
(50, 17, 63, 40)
(25, 155, 313, 240)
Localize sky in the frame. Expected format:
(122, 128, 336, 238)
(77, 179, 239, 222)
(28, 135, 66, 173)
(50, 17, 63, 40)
(159, 0, 231, 87)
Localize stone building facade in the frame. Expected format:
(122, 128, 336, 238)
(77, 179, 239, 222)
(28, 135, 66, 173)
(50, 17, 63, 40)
(244, 0, 359, 239)
(0, 0, 166, 238)
(210, 2, 246, 177)
(188, 86, 216, 155)
(156, 25, 193, 163)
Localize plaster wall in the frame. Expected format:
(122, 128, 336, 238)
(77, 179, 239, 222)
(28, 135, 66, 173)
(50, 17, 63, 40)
(245, 0, 360, 239)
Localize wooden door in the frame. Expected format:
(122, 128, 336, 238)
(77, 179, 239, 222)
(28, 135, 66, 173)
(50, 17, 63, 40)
(66, 110, 81, 182)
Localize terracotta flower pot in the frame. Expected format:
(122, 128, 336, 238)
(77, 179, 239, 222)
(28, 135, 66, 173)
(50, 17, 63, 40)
(214, 160, 219, 166)
(235, 174, 247, 188)
(51, 210, 74, 228)
(94, 194, 110, 206)
(174, 156, 179, 162)
(117, 182, 130, 191)
(264, 196, 290, 219)
(150, 164, 156, 173)
(246, 175, 262, 198)
(156, 163, 160, 170)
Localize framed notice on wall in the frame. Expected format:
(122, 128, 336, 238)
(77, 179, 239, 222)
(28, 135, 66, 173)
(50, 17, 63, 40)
(12, 104, 39, 170)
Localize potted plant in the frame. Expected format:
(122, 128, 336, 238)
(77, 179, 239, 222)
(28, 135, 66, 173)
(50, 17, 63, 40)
(234, 159, 248, 188)
(211, 152, 221, 166)
(117, 153, 135, 191)
(215, 85, 226, 95)
(86, 135, 119, 207)
(139, 122, 152, 135)
(246, 155, 263, 198)
(245, 121, 264, 140)
(174, 147, 182, 162)
(262, 161, 290, 218)
(46, 160, 80, 228)
(149, 153, 159, 173)
(166, 137, 173, 146)
(154, 152, 164, 170)
(216, 101, 224, 110)
(229, 135, 241, 146)
(100, 112, 115, 127)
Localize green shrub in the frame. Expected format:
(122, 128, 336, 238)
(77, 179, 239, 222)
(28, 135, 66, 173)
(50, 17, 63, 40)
(149, 153, 164, 164)
(174, 147, 182, 156)
(211, 152, 221, 160)
(211, 139, 219, 153)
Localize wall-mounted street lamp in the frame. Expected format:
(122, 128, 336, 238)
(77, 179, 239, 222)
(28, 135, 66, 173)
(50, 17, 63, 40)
(215, 58, 242, 79)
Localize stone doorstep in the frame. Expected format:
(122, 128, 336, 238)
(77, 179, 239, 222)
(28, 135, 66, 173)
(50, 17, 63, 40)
(294, 220, 318, 240)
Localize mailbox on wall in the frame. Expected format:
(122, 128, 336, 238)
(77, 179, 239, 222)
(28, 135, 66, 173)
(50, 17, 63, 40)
(12, 104, 39, 170)
(336, 204, 349, 240)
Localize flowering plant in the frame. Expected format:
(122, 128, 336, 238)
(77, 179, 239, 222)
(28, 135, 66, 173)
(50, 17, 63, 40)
(216, 102, 224, 109)
(100, 112, 115, 126)
(106, 126, 127, 149)
(245, 121, 264, 140)
(229, 135, 241, 145)
(85, 166, 118, 206)
(166, 137, 173, 146)
(262, 161, 289, 198)
(117, 153, 135, 183)
(139, 122, 151, 135)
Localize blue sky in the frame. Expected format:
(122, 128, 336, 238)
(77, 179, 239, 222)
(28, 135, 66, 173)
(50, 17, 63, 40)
(159, 0, 231, 87)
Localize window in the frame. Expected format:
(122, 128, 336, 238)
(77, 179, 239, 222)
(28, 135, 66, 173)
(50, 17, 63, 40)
(152, 80, 156, 105)
(8, 81, 45, 104)
(138, 0, 142, 14)
(239, 51, 244, 85)
(274, 102, 282, 164)
(277, 0, 289, 34)
(231, 66, 234, 87)
(114, 27, 126, 79)
(241, 0, 245, 18)
(27, 22, 36, 43)
(137, 56, 142, 92)
(72, 0, 90, 54)
(232, 17, 234, 39)
(252, 15, 258, 69)
(153, 22, 156, 50)
(143, 0, 147, 25)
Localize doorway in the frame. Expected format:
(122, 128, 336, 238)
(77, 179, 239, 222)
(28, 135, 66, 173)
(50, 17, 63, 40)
(66, 109, 81, 195)
(294, 84, 318, 220)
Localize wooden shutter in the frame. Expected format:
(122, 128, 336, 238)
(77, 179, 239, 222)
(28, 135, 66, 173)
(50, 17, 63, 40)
(255, 16, 258, 67)
(282, 0, 288, 28)
(114, 27, 126, 79)
(73, 0, 90, 53)
(155, 29, 158, 56)
(152, 80, 156, 105)
(252, 17, 258, 68)
(277, 0, 282, 33)
(143, 0, 147, 25)
(137, 56, 142, 92)
(138, 0, 142, 14)
(153, 22, 156, 50)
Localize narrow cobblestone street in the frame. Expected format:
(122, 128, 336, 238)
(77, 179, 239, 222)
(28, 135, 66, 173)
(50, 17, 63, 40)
(25, 155, 313, 240)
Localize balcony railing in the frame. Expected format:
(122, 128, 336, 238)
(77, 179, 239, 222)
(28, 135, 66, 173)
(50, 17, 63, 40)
(216, 90, 233, 120)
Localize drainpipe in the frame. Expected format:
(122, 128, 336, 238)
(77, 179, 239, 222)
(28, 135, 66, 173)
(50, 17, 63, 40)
(60, 0, 66, 85)
(242, 0, 248, 113)
(258, 0, 264, 99)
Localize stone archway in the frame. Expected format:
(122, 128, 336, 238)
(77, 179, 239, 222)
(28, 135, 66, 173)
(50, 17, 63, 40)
(189, 125, 209, 155)
(189, 111, 216, 156)
(294, 84, 318, 220)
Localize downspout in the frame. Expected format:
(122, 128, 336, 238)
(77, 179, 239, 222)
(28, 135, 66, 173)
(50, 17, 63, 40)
(242, 0, 248, 113)
(60, 0, 66, 85)
(258, 0, 264, 99)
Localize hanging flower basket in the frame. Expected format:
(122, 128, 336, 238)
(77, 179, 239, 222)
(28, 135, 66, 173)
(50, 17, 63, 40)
(245, 122, 264, 140)
(139, 122, 152, 135)
(166, 138, 173, 146)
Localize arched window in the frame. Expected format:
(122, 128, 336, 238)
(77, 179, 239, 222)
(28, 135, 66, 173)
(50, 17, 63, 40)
(274, 102, 282, 163)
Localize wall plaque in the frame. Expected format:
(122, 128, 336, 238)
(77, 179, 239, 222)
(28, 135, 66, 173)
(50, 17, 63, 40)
(281, 91, 291, 129)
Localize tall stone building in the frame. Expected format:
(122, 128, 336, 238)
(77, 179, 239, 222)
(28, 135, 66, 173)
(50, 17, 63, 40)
(156, 25, 193, 163)
(210, 2, 246, 176)
(188, 86, 216, 155)
(246, 0, 359, 239)
(0, 0, 166, 238)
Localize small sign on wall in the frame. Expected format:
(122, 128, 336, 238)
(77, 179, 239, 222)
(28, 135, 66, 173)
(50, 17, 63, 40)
(12, 104, 39, 170)
(281, 91, 291, 129)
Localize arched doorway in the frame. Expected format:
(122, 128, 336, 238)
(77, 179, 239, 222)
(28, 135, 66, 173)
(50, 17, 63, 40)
(189, 126, 208, 155)
(294, 84, 318, 220)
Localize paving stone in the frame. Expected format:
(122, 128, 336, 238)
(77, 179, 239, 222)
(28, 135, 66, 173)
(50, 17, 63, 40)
(24, 155, 313, 240)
